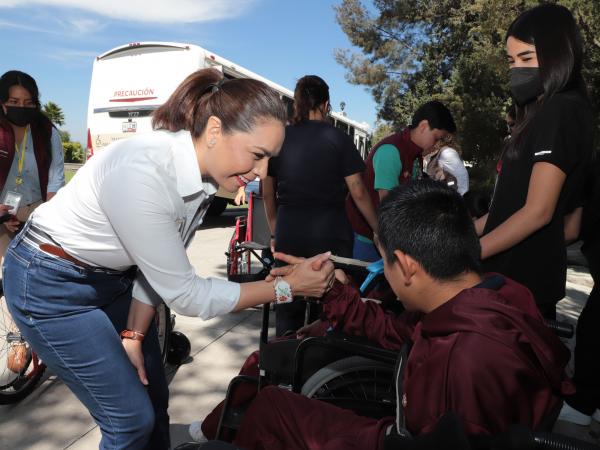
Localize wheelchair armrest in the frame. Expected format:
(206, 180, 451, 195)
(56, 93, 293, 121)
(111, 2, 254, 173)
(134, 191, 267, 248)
(239, 241, 269, 251)
(291, 335, 398, 392)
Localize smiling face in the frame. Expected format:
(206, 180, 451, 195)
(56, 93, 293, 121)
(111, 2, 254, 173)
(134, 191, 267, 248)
(506, 36, 539, 69)
(1, 85, 36, 114)
(201, 116, 285, 192)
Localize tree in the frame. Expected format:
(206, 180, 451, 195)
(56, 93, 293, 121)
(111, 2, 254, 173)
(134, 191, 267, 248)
(371, 121, 396, 145)
(59, 129, 71, 143)
(335, 0, 600, 189)
(62, 141, 85, 163)
(42, 101, 65, 126)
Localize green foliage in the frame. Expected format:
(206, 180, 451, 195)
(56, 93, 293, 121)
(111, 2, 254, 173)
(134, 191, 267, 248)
(62, 141, 85, 163)
(59, 129, 71, 143)
(42, 101, 65, 126)
(335, 0, 600, 188)
(371, 121, 396, 144)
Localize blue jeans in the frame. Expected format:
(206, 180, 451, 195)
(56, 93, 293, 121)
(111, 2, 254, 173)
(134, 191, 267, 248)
(3, 229, 170, 450)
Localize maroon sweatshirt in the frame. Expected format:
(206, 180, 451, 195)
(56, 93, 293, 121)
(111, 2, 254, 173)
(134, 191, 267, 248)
(234, 275, 571, 449)
(322, 275, 571, 436)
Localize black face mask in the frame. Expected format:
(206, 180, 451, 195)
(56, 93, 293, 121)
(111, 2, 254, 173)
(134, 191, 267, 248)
(3, 106, 38, 127)
(510, 67, 544, 106)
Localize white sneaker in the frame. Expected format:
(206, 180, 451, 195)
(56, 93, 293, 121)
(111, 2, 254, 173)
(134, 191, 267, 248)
(558, 402, 592, 426)
(188, 421, 208, 443)
(593, 409, 600, 423)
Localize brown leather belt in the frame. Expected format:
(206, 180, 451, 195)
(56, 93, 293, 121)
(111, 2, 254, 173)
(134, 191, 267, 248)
(38, 243, 92, 269)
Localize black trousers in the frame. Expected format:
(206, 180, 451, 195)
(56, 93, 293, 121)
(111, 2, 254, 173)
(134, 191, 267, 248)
(273, 235, 352, 337)
(566, 245, 600, 415)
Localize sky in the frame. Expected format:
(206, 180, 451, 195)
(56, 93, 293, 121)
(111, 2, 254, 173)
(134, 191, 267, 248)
(0, 0, 378, 145)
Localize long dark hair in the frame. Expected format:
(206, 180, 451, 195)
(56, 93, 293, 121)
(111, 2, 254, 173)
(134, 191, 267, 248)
(504, 3, 588, 159)
(152, 68, 287, 138)
(0, 70, 53, 159)
(292, 75, 330, 125)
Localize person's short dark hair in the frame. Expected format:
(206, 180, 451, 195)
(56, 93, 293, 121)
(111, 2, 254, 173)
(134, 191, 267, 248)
(292, 75, 330, 125)
(0, 70, 41, 109)
(409, 100, 456, 133)
(152, 68, 287, 139)
(462, 190, 491, 219)
(378, 179, 482, 280)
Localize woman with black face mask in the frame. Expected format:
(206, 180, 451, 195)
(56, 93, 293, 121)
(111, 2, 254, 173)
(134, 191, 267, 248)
(0, 70, 65, 260)
(474, 4, 595, 320)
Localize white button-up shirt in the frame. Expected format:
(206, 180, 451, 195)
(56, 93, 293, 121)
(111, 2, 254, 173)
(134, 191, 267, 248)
(32, 130, 241, 319)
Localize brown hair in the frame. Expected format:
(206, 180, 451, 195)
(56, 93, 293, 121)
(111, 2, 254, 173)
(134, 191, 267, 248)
(429, 133, 461, 156)
(152, 68, 287, 138)
(292, 75, 330, 125)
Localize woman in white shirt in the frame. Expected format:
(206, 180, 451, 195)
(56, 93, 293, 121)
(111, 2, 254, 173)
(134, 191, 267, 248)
(2, 68, 335, 450)
(424, 133, 469, 195)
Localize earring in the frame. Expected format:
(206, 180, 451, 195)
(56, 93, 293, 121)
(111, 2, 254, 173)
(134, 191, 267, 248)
(208, 139, 216, 148)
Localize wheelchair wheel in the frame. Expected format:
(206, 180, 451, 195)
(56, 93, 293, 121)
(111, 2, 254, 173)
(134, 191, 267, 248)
(0, 286, 45, 404)
(300, 356, 396, 419)
(167, 330, 191, 365)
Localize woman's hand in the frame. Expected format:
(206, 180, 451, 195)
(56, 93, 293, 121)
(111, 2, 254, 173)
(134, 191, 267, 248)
(121, 338, 148, 386)
(281, 252, 335, 298)
(0, 204, 19, 232)
(234, 186, 246, 206)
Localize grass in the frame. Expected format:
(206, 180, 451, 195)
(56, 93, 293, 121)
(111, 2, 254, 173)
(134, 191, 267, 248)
(65, 171, 75, 183)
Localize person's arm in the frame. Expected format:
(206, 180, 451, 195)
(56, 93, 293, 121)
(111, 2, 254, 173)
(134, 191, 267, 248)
(372, 144, 402, 204)
(564, 206, 582, 244)
(46, 127, 65, 201)
(378, 189, 390, 202)
(480, 162, 565, 259)
(474, 213, 488, 237)
(122, 298, 156, 385)
(320, 282, 416, 350)
(345, 173, 378, 232)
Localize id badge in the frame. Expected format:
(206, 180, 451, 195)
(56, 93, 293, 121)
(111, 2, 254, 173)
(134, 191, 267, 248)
(2, 190, 22, 215)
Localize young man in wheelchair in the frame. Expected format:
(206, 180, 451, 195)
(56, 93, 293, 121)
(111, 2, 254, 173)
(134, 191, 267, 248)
(227, 180, 571, 449)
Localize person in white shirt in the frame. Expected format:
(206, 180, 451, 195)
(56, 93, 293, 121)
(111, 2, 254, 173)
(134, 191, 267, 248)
(424, 133, 469, 195)
(2, 68, 335, 450)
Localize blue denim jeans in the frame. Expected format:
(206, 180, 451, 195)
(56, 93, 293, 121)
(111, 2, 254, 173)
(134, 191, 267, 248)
(3, 229, 170, 450)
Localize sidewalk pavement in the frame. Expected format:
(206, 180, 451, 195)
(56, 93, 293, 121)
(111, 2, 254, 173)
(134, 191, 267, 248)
(0, 210, 597, 448)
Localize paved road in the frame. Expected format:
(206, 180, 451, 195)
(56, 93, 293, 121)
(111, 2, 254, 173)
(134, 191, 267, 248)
(0, 209, 597, 448)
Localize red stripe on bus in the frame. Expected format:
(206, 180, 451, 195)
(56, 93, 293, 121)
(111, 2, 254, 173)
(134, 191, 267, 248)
(109, 97, 158, 102)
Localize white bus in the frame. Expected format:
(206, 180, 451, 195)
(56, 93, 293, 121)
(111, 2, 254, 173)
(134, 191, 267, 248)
(86, 42, 371, 211)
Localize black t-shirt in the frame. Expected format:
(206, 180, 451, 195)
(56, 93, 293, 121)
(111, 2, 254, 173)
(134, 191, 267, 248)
(268, 120, 365, 243)
(483, 90, 596, 306)
(269, 120, 365, 206)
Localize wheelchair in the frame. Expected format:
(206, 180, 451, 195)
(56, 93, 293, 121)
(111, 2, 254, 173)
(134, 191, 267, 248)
(175, 197, 592, 449)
